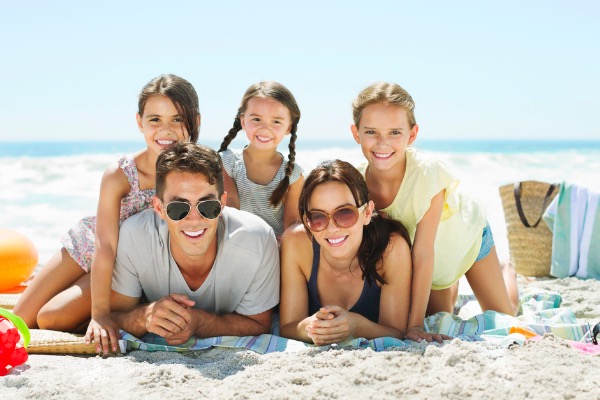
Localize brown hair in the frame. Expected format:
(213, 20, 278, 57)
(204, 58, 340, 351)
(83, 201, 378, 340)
(352, 82, 416, 129)
(156, 142, 223, 199)
(138, 74, 200, 143)
(218, 81, 300, 206)
(299, 160, 411, 285)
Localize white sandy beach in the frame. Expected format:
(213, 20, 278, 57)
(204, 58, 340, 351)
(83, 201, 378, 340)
(2, 276, 600, 400)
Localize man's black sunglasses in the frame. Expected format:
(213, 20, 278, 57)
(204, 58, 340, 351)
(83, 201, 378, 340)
(165, 200, 222, 221)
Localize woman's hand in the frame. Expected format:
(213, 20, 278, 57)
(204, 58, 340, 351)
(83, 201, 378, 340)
(305, 305, 357, 346)
(85, 314, 121, 354)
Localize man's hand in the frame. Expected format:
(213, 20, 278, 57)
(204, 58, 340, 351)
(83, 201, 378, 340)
(144, 294, 195, 338)
(163, 323, 194, 345)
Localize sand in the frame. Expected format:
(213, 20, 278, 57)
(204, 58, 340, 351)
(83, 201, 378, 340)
(2, 276, 600, 400)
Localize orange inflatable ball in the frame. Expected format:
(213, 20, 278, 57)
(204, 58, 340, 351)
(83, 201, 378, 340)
(0, 229, 38, 292)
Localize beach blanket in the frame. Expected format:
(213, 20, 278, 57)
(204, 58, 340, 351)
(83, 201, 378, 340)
(543, 182, 600, 279)
(119, 290, 594, 353)
(431, 291, 590, 341)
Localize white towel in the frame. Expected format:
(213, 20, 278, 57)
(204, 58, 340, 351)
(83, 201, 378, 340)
(543, 182, 600, 279)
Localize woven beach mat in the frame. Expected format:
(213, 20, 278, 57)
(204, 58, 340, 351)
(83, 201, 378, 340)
(3, 289, 121, 355)
(499, 181, 559, 277)
(0, 293, 20, 310)
(26, 329, 99, 355)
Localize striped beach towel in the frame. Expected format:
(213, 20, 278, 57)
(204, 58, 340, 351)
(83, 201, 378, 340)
(119, 290, 593, 353)
(543, 182, 600, 279)
(425, 291, 590, 341)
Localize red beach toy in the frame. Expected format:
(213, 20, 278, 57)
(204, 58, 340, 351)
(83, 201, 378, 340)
(0, 308, 30, 376)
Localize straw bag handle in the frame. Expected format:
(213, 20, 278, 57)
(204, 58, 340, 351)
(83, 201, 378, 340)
(513, 182, 559, 228)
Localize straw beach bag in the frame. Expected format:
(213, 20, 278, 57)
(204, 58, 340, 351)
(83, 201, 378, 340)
(499, 181, 559, 277)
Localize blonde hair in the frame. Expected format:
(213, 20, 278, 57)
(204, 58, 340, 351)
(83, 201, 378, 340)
(352, 82, 416, 128)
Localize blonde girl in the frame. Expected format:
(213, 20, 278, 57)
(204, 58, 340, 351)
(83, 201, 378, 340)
(350, 82, 519, 343)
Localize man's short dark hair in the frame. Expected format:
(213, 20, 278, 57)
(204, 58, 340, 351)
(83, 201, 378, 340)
(156, 142, 224, 199)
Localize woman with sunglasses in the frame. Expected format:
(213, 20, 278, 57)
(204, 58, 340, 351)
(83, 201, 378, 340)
(279, 160, 413, 345)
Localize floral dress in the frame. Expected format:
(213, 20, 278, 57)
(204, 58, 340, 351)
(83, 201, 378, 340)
(61, 155, 155, 272)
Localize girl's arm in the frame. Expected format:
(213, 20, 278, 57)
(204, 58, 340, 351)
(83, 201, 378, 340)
(86, 165, 131, 352)
(222, 168, 240, 209)
(278, 225, 316, 343)
(406, 189, 445, 342)
(283, 175, 304, 229)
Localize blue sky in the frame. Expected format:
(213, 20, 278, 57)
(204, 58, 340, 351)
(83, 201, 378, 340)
(1, 1, 598, 143)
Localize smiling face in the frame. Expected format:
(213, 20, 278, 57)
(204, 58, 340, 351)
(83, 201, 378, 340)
(351, 102, 418, 173)
(153, 171, 226, 267)
(241, 97, 292, 150)
(306, 181, 373, 259)
(137, 95, 190, 156)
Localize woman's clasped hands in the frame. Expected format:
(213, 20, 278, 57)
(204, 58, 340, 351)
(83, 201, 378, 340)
(306, 305, 358, 346)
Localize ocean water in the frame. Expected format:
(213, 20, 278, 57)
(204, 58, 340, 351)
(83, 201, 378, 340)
(1, 139, 599, 267)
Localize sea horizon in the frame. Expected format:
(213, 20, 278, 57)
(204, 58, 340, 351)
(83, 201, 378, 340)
(2, 138, 600, 158)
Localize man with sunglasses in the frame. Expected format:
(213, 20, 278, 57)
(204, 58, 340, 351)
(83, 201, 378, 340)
(104, 142, 280, 348)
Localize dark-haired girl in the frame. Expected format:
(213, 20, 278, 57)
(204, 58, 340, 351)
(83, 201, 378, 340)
(279, 160, 412, 345)
(14, 74, 200, 354)
(219, 81, 304, 239)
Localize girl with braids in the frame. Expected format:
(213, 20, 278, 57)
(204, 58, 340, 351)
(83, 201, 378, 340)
(219, 81, 304, 240)
(279, 160, 413, 345)
(14, 74, 200, 354)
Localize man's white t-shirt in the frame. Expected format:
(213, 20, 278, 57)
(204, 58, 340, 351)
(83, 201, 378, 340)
(112, 207, 280, 316)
